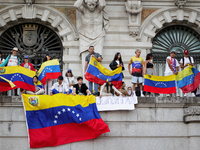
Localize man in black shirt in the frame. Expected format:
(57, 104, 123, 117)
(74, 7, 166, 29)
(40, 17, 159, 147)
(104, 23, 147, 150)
(73, 76, 91, 96)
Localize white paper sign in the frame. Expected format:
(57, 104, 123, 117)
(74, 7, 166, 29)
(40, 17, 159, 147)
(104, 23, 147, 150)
(96, 96, 138, 111)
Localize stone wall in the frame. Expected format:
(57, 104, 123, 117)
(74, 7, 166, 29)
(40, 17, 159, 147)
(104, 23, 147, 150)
(0, 96, 200, 150)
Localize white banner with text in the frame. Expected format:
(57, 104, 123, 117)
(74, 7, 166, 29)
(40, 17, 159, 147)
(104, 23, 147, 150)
(96, 96, 138, 111)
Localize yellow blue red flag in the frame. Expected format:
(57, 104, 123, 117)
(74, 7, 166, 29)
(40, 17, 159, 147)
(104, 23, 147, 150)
(37, 59, 61, 85)
(22, 94, 110, 148)
(176, 65, 200, 93)
(85, 57, 123, 89)
(144, 74, 176, 94)
(0, 66, 35, 91)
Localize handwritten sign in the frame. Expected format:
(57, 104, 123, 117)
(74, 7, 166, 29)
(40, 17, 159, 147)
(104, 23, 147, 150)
(96, 96, 138, 111)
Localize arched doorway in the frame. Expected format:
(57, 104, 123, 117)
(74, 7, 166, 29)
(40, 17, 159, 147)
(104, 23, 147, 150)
(151, 25, 200, 76)
(0, 23, 63, 70)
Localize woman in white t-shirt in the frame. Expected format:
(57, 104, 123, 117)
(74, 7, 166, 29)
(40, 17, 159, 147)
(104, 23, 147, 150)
(64, 69, 75, 94)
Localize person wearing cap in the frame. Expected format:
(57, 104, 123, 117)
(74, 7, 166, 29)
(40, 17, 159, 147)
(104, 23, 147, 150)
(64, 69, 75, 94)
(180, 50, 195, 97)
(21, 56, 35, 71)
(50, 75, 69, 95)
(0, 51, 5, 65)
(164, 50, 180, 97)
(44, 53, 53, 95)
(99, 79, 122, 98)
(0, 47, 20, 96)
(0, 47, 20, 67)
(73, 76, 91, 96)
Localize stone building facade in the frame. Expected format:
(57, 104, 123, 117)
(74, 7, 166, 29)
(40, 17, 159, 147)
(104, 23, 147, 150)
(1, 0, 200, 88)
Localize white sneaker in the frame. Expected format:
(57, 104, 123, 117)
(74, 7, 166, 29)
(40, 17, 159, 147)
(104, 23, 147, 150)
(191, 93, 196, 97)
(141, 94, 145, 97)
(176, 93, 180, 97)
(166, 94, 170, 97)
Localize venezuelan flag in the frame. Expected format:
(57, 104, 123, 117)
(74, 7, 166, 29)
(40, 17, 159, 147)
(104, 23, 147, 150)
(37, 59, 61, 85)
(85, 57, 123, 89)
(22, 94, 110, 148)
(0, 66, 35, 92)
(176, 65, 200, 94)
(144, 74, 176, 94)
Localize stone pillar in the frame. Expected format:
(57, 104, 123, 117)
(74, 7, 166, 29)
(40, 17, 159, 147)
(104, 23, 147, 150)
(125, 0, 142, 37)
(184, 106, 200, 150)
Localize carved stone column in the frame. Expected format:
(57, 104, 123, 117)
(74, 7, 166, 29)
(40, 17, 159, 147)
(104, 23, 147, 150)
(125, 0, 142, 37)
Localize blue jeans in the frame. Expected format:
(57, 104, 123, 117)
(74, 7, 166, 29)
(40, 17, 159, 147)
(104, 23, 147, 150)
(89, 81, 98, 95)
(52, 89, 67, 95)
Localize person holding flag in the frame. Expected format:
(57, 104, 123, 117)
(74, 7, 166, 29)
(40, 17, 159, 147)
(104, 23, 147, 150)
(0, 47, 21, 96)
(26, 76, 44, 95)
(180, 50, 195, 97)
(164, 50, 180, 97)
(85, 46, 102, 95)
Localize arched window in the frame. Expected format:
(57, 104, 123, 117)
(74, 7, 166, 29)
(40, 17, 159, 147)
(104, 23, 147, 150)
(0, 23, 63, 70)
(151, 25, 200, 76)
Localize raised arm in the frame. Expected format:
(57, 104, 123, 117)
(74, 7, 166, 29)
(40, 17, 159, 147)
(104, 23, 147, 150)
(74, 0, 84, 13)
(98, 0, 106, 11)
(100, 83, 106, 96)
(112, 86, 122, 95)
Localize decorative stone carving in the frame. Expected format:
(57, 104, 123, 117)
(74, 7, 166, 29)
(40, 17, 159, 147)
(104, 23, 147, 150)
(125, 0, 142, 37)
(174, 0, 187, 8)
(183, 106, 200, 123)
(74, 0, 109, 55)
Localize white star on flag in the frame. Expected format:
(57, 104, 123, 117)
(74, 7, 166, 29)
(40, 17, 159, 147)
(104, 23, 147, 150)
(79, 118, 82, 121)
(76, 114, 79, 117)
(53, 120, 57, 124)
(68, 108, 71, 111)
(62, 109, 66, 112)
(72, 111, 75, 114)
(55, 115, 58, 118)
(58, 111, 61, 115)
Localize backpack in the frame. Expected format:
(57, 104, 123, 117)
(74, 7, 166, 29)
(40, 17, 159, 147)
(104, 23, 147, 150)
(182, 56, 192, 66)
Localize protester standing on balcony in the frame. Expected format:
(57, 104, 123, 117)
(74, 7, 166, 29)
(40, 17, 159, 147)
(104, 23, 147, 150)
(0, 47, 20, 96)
(128, 49, 145, 97)
(43, 53, 53, 95)
(180, 50, 195, 97)
(164, 50, 180, 97)
(144, 53, 158, 97)
(64, 69, 75, 94)
(85, 46, 102, 96)
(21, 56, 36, 71)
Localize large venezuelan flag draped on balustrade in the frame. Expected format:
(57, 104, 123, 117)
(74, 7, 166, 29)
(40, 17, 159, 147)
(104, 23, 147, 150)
(22, 94, 110, 148)
(144, 74, 176, 94)
(0, 66, 35, 91)
(85, 57, 123, 89)
(37, 59, 61, 85)
(176, 65, 200, 94)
